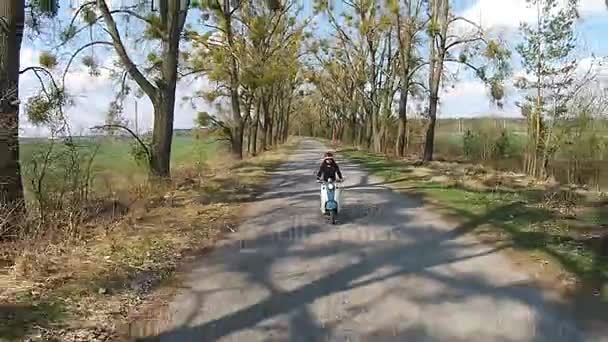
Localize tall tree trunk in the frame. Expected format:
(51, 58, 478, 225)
(218, 0, 243, 158)
(358, 119, 365, 147)
(372, 111, 382, 153)
(395, 6, 408, 158)
(247, 121, 252, 155)
(275, 93, 284, 145)
(244, 96, 253, 155)
(150, 94, 175, 177)
(273, 104, 281, 146)
(395, 27, 413, 158)
(423, 97, 438, 161)
(339, 121, 346, 142)
(0, 0, 25, 209)
(260, 93, 269, 151)
(282, 106, 290, 142)
(231, 119, 244, 159)
(405, 123, 410, 151)
(423, 0, 448, 162)
(365, 111, 373, 149)
(149, 0, 187, 177)
(252, 99, 261, 155)
(349, 111, 357, 144)
(396, 88, 408, 157)
(278, 115, 284, 144)
(266, 100, 275, 149)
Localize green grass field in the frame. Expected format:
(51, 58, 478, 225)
(19, 135, 224, 198)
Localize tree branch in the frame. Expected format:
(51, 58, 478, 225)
(445, 36, 485, 51)
(178, 68, 208, 78)
(203, 23, 226, 33)
(450, 16, 484, 32)
(19, 66, 60, 97)
(64, 1, 97, 38)
(91, 124, 150, 161)
(411, 80, 430, 93)
(109, 9, 157, 26)
(97, 0, 158, 101)
(61, 41, 114, 85)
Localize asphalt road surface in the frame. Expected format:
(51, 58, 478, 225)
(137, 138, 607, 342)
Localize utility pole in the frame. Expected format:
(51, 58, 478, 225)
(134, 99, 139, 136)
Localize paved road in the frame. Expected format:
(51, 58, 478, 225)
(138, 139, 607, 342)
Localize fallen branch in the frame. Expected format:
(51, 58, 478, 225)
(90, 124, 151, 162)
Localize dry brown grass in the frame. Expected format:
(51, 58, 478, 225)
(0, 138, 298, 342)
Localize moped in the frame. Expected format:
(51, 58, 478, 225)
(317, 177, 343, 224)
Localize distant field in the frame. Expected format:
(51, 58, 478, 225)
(19, 135, 223, 197)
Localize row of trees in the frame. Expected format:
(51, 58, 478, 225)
(0, 0, 302, 217)
(301, 0, 602, 181)
(191, 0, 303, 158)
(301, 0, 510, 159)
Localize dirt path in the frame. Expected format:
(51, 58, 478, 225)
(136, 139, 607, 342)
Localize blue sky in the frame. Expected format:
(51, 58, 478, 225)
(18, 0, 608, 137)
(439, 0, 608, 118)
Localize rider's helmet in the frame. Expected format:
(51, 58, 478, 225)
(323, 151, 334, 163)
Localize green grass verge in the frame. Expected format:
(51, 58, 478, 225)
(341, 148, 608, 299)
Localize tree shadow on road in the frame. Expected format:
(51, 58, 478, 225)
(0, 303, 65, 341)
(136, 207, 600, 340)
(133, 140, 607, 342)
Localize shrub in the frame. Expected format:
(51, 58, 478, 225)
(463, 127, 516, 161)
(20, 140, 99, 237)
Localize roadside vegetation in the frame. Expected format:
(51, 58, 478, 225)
(1, 0, 608, 340)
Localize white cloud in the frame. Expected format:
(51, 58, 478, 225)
(20, 47, 40, 67)
(578, 56, 608, 72)
(65, 0, 136, 10)
(578, 0, 608, 16)
(460, 0, 607, 31)
(577, 56, 608, 85)
(18, 45, 212, 137)
(439, 79, 521, 118)
(460, 0, 536, 31)
(512, 56, 608, 88)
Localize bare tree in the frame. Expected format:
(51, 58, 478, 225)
(393, 0, 426, 157)
(423, 0, 510, 161)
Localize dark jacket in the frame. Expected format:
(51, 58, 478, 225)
(317, 159, 342, 181)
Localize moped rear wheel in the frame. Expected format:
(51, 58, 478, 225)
(330, 210, 337, 225)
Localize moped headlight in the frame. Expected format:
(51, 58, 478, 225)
(327, 183, 334, 190)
